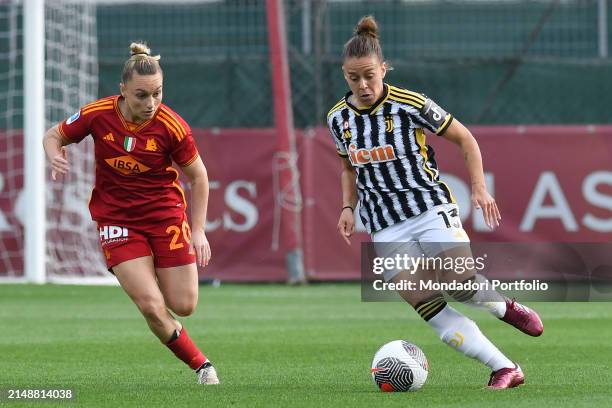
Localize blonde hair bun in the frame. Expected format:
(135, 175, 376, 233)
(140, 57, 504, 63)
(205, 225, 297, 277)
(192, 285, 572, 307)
(129, 42, 160, 61)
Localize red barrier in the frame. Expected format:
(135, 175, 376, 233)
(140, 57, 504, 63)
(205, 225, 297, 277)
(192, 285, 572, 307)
(300, 126, 612, 280)
(433, 126, 612, 243)
(192, 129, 286, 281)
(1, 126, 611, 280)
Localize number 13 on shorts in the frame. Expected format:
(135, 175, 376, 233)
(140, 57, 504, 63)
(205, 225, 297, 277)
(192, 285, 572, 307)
(434, 204, 469, 242)
(437, 207, 461, 229)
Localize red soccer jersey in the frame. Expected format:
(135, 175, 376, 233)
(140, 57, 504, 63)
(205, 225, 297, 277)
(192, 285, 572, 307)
(59, 95, 199, 224)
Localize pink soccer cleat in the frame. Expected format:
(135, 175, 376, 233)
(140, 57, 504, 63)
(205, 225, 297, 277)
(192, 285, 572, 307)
(500, 298, 544, 337)
(488, 364, 525, 389)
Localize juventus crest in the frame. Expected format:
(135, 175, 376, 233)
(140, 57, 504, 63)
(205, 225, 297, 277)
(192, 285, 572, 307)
(385, 115, 394, 133)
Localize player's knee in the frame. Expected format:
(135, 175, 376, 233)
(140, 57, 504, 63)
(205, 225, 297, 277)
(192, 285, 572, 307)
(136, 297, 167, 322)
(168, 298, 198, 317)
(171, 304, 195, 317)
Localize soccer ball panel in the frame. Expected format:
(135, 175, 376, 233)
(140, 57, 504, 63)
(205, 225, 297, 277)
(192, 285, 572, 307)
(372, 357, 414, 392)
(371, 340, 428, 392)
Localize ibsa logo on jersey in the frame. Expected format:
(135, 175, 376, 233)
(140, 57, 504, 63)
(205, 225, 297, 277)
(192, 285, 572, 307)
(99, 225, 129, 246)
(66, 111, 80, 125)
(348, 143, 397, 166)
(105, 155, 151, 175)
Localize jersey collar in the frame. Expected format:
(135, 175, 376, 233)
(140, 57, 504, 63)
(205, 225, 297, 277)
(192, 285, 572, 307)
(114, 95, 157, 133)
(344, 83, 389, 116)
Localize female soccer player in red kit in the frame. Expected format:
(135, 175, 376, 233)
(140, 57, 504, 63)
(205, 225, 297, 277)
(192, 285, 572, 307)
(43, 42, 219, 385)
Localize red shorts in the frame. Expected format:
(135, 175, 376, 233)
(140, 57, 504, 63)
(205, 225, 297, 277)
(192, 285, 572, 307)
(97, 212, 196, 270)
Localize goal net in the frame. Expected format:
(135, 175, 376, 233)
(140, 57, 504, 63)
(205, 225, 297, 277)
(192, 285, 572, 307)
(45, 1, 110, 283)
(1, 0, 277, 284)
(0, 0, 109, 283)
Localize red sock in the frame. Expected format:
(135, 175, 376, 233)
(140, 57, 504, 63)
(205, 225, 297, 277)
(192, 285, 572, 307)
(165, 327, 207, 370)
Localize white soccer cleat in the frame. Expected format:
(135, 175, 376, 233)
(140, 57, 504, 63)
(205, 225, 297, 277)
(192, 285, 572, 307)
(197, 362, 220, 385)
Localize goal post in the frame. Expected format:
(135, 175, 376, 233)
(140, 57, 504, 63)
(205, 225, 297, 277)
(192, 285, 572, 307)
(23, 0, 46, 284)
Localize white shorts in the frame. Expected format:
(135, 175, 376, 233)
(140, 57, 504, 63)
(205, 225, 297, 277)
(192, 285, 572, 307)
(371, 204, 470, 281)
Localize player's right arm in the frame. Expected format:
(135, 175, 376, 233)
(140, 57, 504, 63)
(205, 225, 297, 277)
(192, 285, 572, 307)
(338, 157, 357, 246)
(327, 110, 357, 245)
(43, 104, 95, 180)
(43, 124, 70, 181)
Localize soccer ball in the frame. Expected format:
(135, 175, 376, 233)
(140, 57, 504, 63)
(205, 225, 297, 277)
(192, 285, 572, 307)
(371, 340, 429, 392)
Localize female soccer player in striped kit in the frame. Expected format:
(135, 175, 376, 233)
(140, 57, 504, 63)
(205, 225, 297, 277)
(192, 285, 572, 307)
(43, 42, 219, 385)
(328, 16, 543, 389)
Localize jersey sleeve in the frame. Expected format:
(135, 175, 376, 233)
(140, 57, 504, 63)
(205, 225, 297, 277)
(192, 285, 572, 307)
(413, 97, 454, 136)
(327, 114, 348, 157)
(171, 131, 200, 167)
(158, 105, 200, 167)
(58, 109, 92, 144)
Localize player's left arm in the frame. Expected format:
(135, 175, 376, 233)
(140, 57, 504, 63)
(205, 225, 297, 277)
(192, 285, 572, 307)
(442, 119, 500, 229)
(181, 156, 211, 267)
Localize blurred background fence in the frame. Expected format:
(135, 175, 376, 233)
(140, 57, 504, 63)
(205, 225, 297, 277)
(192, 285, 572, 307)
(91, 0, 612, 127)
(3, 0, 612, 129)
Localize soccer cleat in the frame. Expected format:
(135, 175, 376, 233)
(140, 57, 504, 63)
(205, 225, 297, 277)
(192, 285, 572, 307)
(196, 361, 220, 385)
(500, 298, 544, 337)
(487, 364, 525, 389)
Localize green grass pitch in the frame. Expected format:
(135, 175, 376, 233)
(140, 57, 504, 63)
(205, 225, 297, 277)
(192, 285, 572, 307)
(1, 283, 611, 407)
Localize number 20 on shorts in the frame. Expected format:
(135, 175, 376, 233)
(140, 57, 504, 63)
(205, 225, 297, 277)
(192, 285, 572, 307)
(165, 220, 192, 250)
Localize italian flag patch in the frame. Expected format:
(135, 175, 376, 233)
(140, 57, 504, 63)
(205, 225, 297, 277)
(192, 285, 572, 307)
(124, 136, 136, 152)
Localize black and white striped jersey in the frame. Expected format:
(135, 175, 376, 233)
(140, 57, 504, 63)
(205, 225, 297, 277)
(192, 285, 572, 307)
(327, 83, 456, 234)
